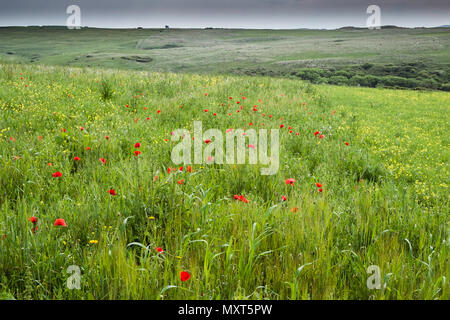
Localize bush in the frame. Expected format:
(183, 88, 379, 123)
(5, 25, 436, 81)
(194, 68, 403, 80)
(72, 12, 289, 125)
(334, 70, 352, 79)
(378, 76, 420, 89)
(349, 75, 380, 87)
(328, 76, 348, 85)
(361, 62, 374, 70)
(296, 68, 327, 83)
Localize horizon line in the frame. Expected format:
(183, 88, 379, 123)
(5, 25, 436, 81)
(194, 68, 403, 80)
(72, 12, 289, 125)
(1, 24, 449, 31)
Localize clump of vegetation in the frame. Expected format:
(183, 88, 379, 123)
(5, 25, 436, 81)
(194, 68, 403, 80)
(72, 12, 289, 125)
(0, 64, 14, 81)
(291, 62, 449, 91)
(99, 78, 115, 101)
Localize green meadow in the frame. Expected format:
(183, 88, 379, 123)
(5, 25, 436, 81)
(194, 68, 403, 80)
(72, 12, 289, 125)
(0, 61, 448, 299)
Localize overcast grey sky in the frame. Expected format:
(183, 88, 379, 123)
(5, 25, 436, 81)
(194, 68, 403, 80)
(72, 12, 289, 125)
(1, 0, 449, 29)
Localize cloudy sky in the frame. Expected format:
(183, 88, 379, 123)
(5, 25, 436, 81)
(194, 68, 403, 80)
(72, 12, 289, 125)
(1, 0, 449, 29)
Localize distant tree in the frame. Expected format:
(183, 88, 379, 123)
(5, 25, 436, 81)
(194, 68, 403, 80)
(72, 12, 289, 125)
(165, 25, 169, 29)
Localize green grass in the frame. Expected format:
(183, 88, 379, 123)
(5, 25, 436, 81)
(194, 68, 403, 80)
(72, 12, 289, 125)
(1, 27, 449, 90)
(0, 63, 448, 300)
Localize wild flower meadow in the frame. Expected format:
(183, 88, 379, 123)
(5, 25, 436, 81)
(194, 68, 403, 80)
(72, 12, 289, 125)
(0, 63, 448, 299)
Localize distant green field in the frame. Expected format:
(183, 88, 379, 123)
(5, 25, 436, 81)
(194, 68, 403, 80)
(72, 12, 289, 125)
(1, 26, 449, 90)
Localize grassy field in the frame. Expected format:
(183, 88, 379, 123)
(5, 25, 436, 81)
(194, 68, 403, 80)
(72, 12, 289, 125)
(0, 62, 448, 299)
(1, 27, 450, 90)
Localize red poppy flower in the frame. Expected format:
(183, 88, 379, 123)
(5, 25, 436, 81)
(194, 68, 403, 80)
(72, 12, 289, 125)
(248, 144, 255, 149)
(314, 131, 320, 136)
(155, 247, 164, 253)
(85, 147, 91, 151)
(318, 188, 323, 193)
(280, 124, 284, 128)
(281, 196, 287, 201)
(134, 150, 141, 156)
(285, 178, 296, 185)
(108, 189, 116, 196)
(233, 195, 249, 203)
(168, 167, 178, 174)
(74, 156, 80, 161)
(204, 139, 211, 144)
(80, 127, 84, 131)
(204, 109, 208, 112)
(177, 179, 184, 185)
(157, 110, 161, 114)
(54, 218, 67, 227)
(105, 136, 109, 140)
(345, 142, 349, 146)
(52, 171, 62, 178)
(316, 183, 322, 188)
(253, 106, 258, 111)
(187, 165, 192, 173)
(319, 134, 324, 139)
(290, 207, 299, 213)
(100, 158, 106, 164)
(180, 271, 191, 282)
(29, 216, 38, 224)
(134, 142, 141, 148)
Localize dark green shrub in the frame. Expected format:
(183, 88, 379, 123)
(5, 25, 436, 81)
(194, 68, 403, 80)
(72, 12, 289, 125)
(328, 76, 348, 85)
